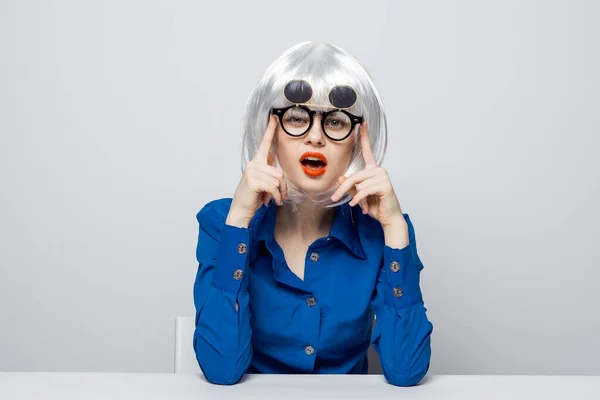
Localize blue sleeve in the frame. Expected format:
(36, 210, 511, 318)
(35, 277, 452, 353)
(192, 201, 252, 385)
(370, 214, 434, 386)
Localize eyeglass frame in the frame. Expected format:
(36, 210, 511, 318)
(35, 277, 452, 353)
(271, 104, 364, 142)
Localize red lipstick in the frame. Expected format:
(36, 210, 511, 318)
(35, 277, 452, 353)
(299, 152, 328, 177)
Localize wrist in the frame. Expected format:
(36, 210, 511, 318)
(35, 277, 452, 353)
(382, 217, 409, 249)
(225, 208, 252, 228)
(381, 214, 406, 231)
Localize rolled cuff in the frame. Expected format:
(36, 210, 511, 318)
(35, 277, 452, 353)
(211, 223, 250, 293)
(382, 243, 423, 312)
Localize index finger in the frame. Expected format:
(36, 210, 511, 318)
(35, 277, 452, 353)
(359, 121, 377, 166)
(255, 114, 278, 163)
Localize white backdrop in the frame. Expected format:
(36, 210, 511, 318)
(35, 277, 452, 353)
(1, 0, 599, 374)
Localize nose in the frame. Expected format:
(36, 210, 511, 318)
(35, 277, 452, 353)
(304, 116, 326, 147)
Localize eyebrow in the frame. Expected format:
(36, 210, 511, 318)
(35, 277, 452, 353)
(291, 104, 340, 113)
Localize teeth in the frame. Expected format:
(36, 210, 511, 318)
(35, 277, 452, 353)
(304, 157, 323, 162)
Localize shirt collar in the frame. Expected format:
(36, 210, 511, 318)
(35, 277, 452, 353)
(251, 200, 367, 260)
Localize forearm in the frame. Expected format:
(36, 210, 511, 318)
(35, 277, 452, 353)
(373, 214, 433, 386)
(195, 284, 252, 385)
(194, 217, 253, 385)
(373, 303, 432, 386)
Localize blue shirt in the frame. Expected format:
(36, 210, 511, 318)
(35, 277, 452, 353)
(193, 198, 433, 386)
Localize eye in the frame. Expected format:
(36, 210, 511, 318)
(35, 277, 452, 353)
(324, 115, 349, 130)
(283, 108, 310, 126)
(285, 115, 308, 124)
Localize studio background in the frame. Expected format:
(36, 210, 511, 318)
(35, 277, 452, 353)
(1, 0, 598, 375)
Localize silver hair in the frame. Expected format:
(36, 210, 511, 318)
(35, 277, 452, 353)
(241, 41, 388, 209)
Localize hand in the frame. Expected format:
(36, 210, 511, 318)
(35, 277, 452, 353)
(330, 121, 404, 229)
(227, 115, 288, 228)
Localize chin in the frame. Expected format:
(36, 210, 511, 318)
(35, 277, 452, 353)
(292, 174, 336, 195)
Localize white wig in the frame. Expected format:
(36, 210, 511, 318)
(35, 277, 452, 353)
(241, 41, 388, 209)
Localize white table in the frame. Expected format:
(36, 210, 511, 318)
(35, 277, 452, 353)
(1, 373, 599, 399)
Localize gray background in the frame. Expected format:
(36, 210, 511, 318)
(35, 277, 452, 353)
(1, 0, 599, 375)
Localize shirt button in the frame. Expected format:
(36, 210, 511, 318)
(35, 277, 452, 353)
(233, 269, 243, 280)
(304, 345, 315, 356)
(237, 243, 248, 254)
(306, 297, 316, 307)
(390, 261, 400, 272)
(309, 252, 320, 262)
(393, 287, 403, 298)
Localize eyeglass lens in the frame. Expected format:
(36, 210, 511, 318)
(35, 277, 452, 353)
(281, 107, 352, 140)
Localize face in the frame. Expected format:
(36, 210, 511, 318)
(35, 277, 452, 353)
(273, 110, 357, 195)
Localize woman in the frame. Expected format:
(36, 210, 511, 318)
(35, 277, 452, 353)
(193, 41, 433, 386)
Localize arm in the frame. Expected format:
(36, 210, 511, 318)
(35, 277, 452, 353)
(193, 201, 252, 385)
(370, 214, 434, 386)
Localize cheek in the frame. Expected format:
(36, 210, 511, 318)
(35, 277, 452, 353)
(274, 132, 295, 167)
(330, 146, 354, 174)
(341, 143, 355, 164)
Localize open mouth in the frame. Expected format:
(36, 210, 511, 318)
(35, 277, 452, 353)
(299, 152, 328, 177)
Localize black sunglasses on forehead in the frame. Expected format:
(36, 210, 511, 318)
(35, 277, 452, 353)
(271, 80, 364, 142)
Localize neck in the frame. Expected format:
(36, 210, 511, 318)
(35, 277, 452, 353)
(275, 201, 335, 244)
